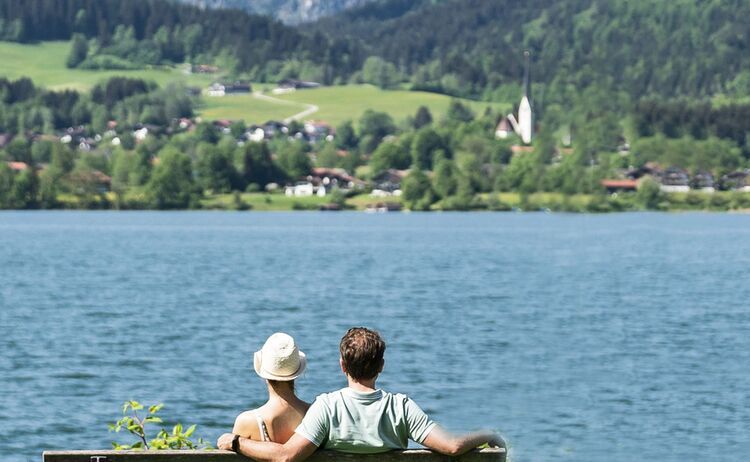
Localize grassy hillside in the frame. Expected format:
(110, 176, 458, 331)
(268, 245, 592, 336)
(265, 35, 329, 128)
(199, 94, 308, 123)
(274, 85, 507, 126)
(0, 40, 509, 125)
(0, 41, 214, 91)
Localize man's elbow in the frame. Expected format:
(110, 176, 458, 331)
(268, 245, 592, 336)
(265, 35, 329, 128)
(271, 448, 300, 462)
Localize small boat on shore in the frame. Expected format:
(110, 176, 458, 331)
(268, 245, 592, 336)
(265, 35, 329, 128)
(364, 202, 402, 213)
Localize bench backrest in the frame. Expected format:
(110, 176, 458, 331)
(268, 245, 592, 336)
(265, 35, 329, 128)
(43, 449, 505, 462)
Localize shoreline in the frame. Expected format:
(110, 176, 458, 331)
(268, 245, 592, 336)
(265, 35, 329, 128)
(4, 191, 750, 214)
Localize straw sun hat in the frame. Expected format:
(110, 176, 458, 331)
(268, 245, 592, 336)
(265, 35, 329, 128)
(253, 333, 307, 381)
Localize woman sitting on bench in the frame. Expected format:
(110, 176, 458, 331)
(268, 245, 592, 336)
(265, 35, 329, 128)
(231, 333, 310, 444)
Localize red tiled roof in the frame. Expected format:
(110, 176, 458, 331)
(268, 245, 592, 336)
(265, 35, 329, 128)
(511, 145, 534, 153)
(6, 161, 29, 171)
(601, 179, 638, 189)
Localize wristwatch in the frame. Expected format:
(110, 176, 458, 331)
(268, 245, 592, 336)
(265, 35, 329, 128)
(231, 434, 241, 452)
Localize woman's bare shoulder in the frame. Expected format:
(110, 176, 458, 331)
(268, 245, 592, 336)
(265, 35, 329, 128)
(232, 408, 262, 438)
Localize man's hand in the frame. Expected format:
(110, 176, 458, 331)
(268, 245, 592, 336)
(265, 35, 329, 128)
(217, 433, 236, 451)
(486, 433, 506, 448)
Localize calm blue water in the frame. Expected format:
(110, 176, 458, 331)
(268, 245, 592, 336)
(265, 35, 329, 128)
(1, 211, 749, 461)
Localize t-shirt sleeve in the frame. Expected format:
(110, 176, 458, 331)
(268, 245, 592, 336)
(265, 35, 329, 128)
(404, 397, 437, 444)
(294, 397, 330, 447)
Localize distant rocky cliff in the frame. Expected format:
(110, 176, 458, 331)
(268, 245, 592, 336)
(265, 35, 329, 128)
(176, 0, 376, 23)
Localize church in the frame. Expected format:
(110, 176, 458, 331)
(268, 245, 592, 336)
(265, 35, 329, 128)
(495, 51, 534, 144)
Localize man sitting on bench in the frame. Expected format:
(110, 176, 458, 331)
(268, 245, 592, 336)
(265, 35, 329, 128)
(218, 327, 504, 461)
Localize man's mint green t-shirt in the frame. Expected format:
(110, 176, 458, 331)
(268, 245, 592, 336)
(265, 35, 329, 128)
(295, 388, 436, 454)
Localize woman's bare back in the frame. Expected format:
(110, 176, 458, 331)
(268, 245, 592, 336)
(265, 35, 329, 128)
(232, 398, 310, 443)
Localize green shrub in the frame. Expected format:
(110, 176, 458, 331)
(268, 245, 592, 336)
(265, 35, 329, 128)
(109, 401, 211, 450)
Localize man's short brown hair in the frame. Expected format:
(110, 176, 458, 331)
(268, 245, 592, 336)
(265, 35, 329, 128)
(339, 327, 386, 381)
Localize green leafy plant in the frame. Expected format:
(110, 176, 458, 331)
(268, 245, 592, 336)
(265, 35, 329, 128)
(109, 400, 212, 450)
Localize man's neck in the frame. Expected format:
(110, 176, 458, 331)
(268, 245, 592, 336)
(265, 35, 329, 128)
(347, 376, 378, 393)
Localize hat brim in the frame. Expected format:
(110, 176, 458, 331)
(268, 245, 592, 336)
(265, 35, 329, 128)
(254, 350, 306, 381)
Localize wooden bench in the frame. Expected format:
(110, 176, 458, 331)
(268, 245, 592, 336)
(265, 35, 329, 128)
(43, 448, 505, 462)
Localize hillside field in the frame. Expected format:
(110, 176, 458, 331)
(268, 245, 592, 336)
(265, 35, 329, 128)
(0, 41, 509, 125)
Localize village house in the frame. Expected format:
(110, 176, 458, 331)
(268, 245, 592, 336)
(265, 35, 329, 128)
(273, 79, 321, 94)
(257, 121, 289, 139)
(601, 179, 639, 194)
(5, 161, 29, 172)
(69, 169, 112, 194)
(690, 172, 715, 193)
(494, 117, 513, 139)
(285, 181, 319, 197)
(284, 167, 363, 198)
(191, 64, 219, 74)
(310, 167, 363, 193)
(0, 133, 12, 149)
(624, 162, 662, 180)
(212, 119, 233, 135)
(304, 121, 334, 143)
(133, 127, 150, 141)
(719, 170, 750, 192)
(371, 169, 408, 197)
(658, 167, 690, 193)
(243, 127, 266, 142)
(177, 118, 195, 131)
(207, 81, 252, 97)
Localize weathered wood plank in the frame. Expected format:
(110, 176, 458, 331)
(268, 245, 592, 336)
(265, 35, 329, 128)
(42, 448, 505, 462)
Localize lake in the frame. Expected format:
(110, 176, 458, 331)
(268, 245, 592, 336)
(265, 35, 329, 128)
(1, 211, 749, 462)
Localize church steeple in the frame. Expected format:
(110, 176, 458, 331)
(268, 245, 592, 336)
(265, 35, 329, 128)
(518, 50, 533, 144)
(523, 50, 531, 99)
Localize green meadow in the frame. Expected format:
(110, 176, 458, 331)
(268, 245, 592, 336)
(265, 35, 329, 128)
(198, 94, 307, 122)
(0, 41, 214, 91)
(0, 40, 509, 125)
(272, 85, 508, 126)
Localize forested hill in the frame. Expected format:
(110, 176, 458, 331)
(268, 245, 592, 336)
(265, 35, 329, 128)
(0, 0, 364, 82)
(2, 0, 750, 108)
(174, 0, 377, 24)
(311, 0, 750, 102)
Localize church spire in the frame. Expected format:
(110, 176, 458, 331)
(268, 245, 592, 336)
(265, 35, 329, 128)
(523, 50, 530, 99)
(517, 50, 533, 144)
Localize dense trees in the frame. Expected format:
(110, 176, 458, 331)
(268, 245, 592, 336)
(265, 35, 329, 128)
(0, 0, 359, 82)
(65, 33, 88, 68)
(6, 0, 750, 107)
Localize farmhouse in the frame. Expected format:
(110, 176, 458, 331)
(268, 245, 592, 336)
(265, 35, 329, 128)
(207, 81, 252, 97)
(601, 179, 638, 193)
(494, 117, 513, 139)
(719, 170, 750, 191)
(659, 167, 690, 193)
(691, 172, 715, 192)
(371, 169, 408, 196)
(5, 161, 29, 172)
(304, 121, 334, 143)
(273, 79, 321, 94)
(285, 181, 320, 197)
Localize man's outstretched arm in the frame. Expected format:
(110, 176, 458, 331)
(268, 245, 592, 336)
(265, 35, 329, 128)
(421, 426, 505, 457)
(217, 432, 318, 462)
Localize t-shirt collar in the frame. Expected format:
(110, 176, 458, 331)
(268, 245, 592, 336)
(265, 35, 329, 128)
(343, 387, 383, 401)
